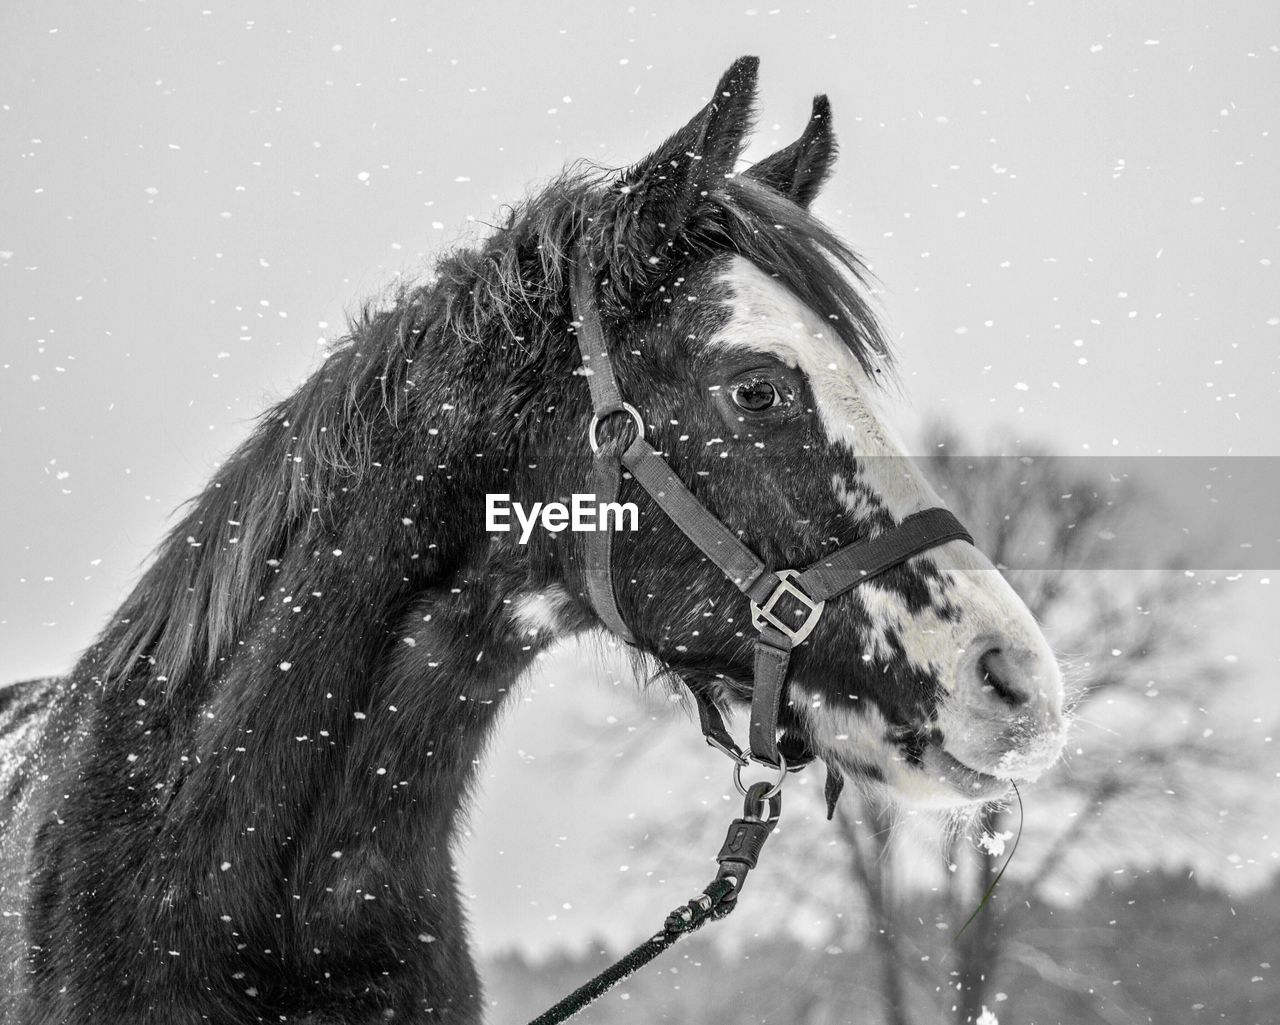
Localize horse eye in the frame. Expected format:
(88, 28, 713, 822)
(731, 379, 782, 412)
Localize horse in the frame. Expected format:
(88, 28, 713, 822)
(0, 56, 1065, 1023)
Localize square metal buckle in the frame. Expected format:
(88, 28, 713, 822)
(749, 569, 825, 644)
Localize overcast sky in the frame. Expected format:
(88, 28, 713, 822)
(2, 0, 1278, 954)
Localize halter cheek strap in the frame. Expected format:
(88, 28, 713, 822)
(569, 249, 973, 776)
(573, 261, 639, 646)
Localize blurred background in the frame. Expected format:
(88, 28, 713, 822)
(2, 2, 1278, 1022)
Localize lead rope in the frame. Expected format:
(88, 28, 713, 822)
(525, 782, 781, 1025)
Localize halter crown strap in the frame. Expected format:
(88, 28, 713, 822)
(571, 254, 628, 417)
(568, 246, 973, 771)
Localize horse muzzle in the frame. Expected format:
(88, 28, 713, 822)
(929, 633, 1067, 800)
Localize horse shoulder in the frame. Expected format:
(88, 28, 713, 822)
(0, 677, 64, 1013)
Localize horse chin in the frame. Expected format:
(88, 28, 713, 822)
(872, 762, 1012, 811)
(913, 744, 1014, 806)
(818, 742, 1014, 812)
(847, 743, 1016, 811)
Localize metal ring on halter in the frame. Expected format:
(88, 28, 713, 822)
(732, 752, 787, 801)
(588, 403, 645, 455)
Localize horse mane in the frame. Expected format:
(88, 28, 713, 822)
(92, 163, 891, 695)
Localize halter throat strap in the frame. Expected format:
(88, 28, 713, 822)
(568, 248, 973, 771)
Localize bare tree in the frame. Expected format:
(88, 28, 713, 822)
(831, 794, 917, 1025)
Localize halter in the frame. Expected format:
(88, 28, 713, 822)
(569, 247, 974, 785)
(523, 252, 977, 1025)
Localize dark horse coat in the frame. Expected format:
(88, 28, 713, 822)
(0, 57, 1064, 1023)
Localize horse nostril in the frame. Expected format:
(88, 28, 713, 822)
(977, 647, 1028, 708)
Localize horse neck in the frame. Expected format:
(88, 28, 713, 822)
(133, 307, 595, 948)
(50, 526, 581, 997)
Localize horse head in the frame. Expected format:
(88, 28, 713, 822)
(534, 57, 1066, 808)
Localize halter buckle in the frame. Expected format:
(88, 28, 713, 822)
(750, 570, 825, 645)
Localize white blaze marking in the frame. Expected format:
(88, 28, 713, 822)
(712, 257, 938, 519)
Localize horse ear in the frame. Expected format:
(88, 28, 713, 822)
(601, 55, 759, 306)
(744, 95, 836, 209)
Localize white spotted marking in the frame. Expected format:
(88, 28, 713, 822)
(510, 585, 574, 638)
(715, 257, 1064, 796)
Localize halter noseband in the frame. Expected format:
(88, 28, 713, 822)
(569, 247, 973, 785)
